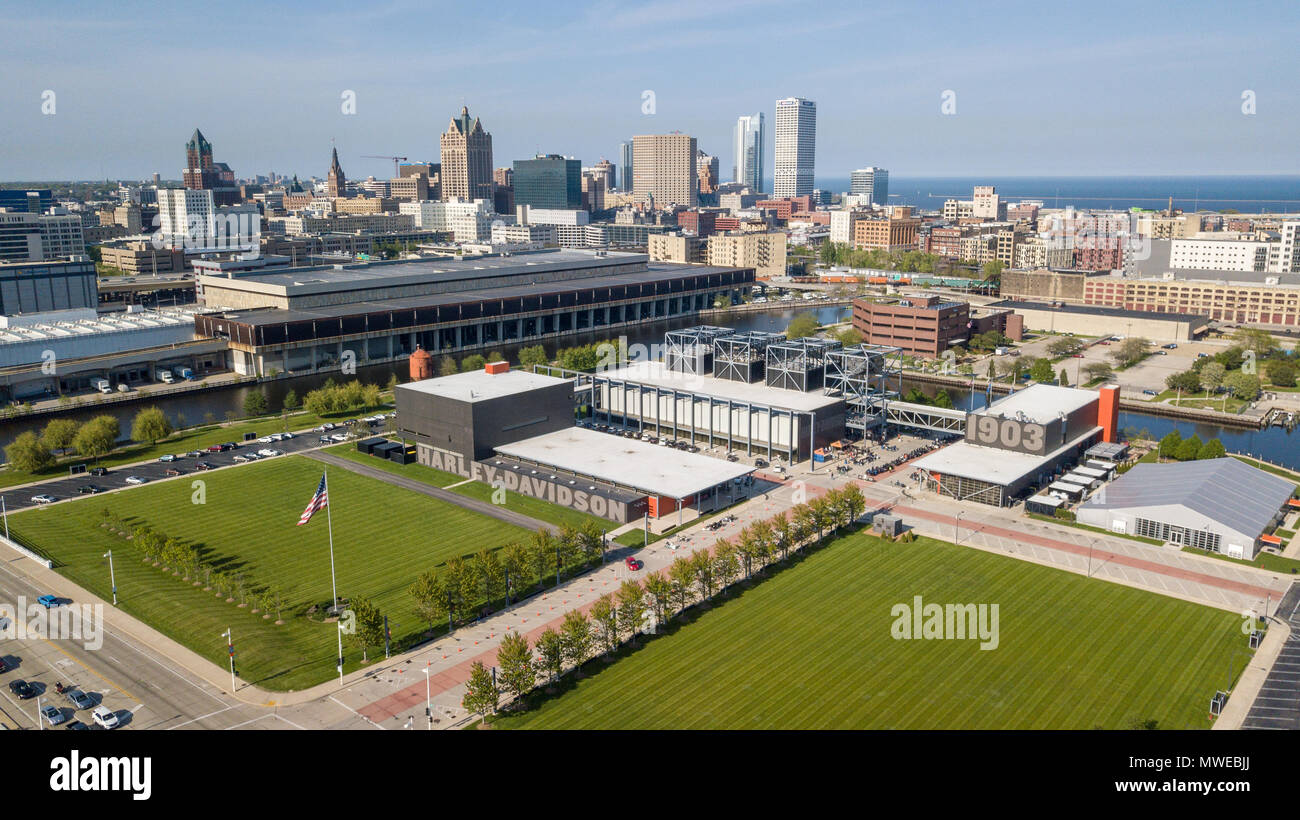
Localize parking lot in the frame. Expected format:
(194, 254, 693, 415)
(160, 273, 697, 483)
(5, 413, 395, 514)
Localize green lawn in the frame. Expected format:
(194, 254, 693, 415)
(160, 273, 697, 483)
(323, 444, 616, 530)
(496, 530, 1244, 729)
(8, 455, 528, 691)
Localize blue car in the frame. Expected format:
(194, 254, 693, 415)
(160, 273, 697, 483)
(36, 594, 59, 608)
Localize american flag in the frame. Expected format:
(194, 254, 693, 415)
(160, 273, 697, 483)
(297, 474, 329, 526)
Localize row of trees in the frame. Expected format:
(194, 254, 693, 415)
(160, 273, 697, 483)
(1156, 431, 1227, 462)
(5, 414, 124, 473)
(99, 511, 289, 621)
(302, 379, 385, 416)
(461, 485, 868, 719)
(409, 520, 608, 633)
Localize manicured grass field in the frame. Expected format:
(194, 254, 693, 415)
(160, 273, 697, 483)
(496, 530, 1243, 730)
(9, 455, 528, 691)
(325, 444, 616, 531)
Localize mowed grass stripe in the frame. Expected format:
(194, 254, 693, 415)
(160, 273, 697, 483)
(9, 455, 529, 691)
(497, 531, 1240, 729)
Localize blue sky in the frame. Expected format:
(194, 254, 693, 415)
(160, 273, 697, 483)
(1, 0, 1296, 182)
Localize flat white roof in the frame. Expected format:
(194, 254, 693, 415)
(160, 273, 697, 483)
(1050, 481, 1088, 493)
(1072, 465, 1109, 478)
(1027, 494, 1065, 507)
(398, 368, 569, 403)
(600, 360, 843, 413)
(979, 384, 1097, 425)
(494, 427, 754, 499)
(913, 425, 1099, 485)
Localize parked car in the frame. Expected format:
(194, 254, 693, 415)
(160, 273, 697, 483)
(77, 484, 105, 495)
(624, 556, 643, 571)
(195, 461, 215, 471)
(232, 454, 250, 463)
(164, 467, 183, 477)
(8, 679, 35, 699)
(1197, 352, 1209, 358)
(1162, 343, 1178, 349)
(31, 494, 56, 504)
(206, 444, 224, 453)
(91, 705, 120, 729)
(279, 432, 294, 440)
(64, 720, 89, 731)
(1142, 389, 1159, 396)
(90, 467, 109, 476)
(314, 423, 336, 432)
(257, 448, 282, 458)
(66, 689, 93, 710)
(37, 594, 59, 608)
(185, 450, 203, 458)
(41, 704, 67, 726)
(256, 436, 275, 444)
(0, 658, 8, 673)
(158, 454, 177, 463)
(125, 475, 148, 485)
(328, 433, 348, 442)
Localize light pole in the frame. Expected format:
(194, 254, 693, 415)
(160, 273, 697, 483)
(1087, 538, 1096, 577)
(103, 550, 117, 605)
(221, 629, 235, 692)
(1, 495, 8, 540)
(954, 511, 963, 544)
(424, 665, 432, 730)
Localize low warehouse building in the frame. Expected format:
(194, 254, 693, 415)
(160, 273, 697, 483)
(985, 299, 1208, 342)
(1076, 457, 1295, 560)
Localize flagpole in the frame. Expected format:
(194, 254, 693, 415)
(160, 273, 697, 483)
(325, 468, 343, 685)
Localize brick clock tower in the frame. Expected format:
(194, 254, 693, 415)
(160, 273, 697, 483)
(327, 147, 346, 198)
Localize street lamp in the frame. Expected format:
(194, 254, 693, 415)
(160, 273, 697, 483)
(954, 511, 963, 544)
(424, 665, 433, 731)
(1, 495, 8, 540)
(103, 550, 117, 605)
(221, 629, 235, 692)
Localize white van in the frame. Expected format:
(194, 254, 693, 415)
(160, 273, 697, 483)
(91, 378, 112, 394)
(155, 369, 175, 384)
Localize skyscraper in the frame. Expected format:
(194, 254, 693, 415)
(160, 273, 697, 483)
(619, 141, 633, 193)
(850, 167, 889, 205)
(774, 97, 816, 198)
(327, 147, 346, 198)
(733, 113, 765, 191)
(181, 129, 240, 206)
(632, 134, 698, 208)
(440, 106, 494, 204)
(513, 154, 582, 210)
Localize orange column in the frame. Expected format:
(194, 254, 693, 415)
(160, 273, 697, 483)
(1097, 384, 1119, 442)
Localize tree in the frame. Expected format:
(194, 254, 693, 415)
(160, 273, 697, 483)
(1232, 328, 1278, 357)
(5, 431, 54, 473)
(576, 520, 605, 567)
(282, 389, 301, 411)
(502, 542, 529, 602)
(41, 418, 80, 455)
(409, 570, 450, 634)
(534, 627, 565, 682)
(643, 574, 672, 629)
(667, 557, 695, 614)
(839, 483, 866, 527)
(518, 345, 549, 369)
(74, 415, 120, 463)
(344, 596, 385, 663)
(1223, 371, 1262, 401)
(1058, 369, 1069, 387)
(460, 354, 487, 372)
(131, 406, 172, 445)
(690, 549, 715, 599)
(438, 355, 458, 377)
(589, 594, 619, 655)
(1047, 337, 1082, 357)
(472, 548, 505, 607)
(1082, 361, 1113, 382)
(1165, 370, 1202, 393)
(836, 327, 864, 347)
(528, 529, 556, 591)
(461, 660, 499, 719)
(1197, 438, 1227, 460)
(486, 351, 505, 364)
(1029, 358, 1054, 382)
(1198, 361, 1227, 393)
(785, 312, 820, 340)
(933, 389, 955, 409)
(735, 528, 759, 579)
(242, 390, 269, 417)
(496, 631, 535, 704)
(980, 259, 1004, 281)
(1157, 430, 1182, 459)
(560, 609, 593, 669)
(1174, 435, 1202, 462)
(1265, 359, 1297, 388)
(1110, 337, 1151, 368)
(713, 542, 740, 594)
(616, 580, 646, 642)
(443, 556, 469, 624)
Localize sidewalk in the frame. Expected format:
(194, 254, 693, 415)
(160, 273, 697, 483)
(1213, 617, 1291, 730)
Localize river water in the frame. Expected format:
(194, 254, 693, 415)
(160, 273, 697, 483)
(5, 303, 1297, 469)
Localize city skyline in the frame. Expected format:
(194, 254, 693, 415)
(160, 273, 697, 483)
(1, 0, 1298, 182)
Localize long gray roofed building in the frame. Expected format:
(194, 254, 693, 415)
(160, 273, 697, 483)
(1076, 457, 1295, 559)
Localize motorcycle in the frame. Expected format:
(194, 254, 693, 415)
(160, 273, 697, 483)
(55, 681, 66, 695)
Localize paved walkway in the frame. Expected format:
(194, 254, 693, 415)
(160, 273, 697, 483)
(305, 451, 557, 534)
(1239, 585, 1300, 729)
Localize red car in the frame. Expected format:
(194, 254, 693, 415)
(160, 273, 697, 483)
(625, 556, 643, 571)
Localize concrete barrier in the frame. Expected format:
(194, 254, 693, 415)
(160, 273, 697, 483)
(0, 534, 53, 569)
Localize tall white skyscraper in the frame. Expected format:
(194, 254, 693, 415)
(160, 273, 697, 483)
(774, 97, 816, 198)
(733, 113, 765, 192)
(850, 167, 889, 205)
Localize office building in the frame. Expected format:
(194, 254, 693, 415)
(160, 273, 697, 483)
(706, 231, 787, 279)
(513, 154, 582, 210)
(440, 106, 494, 203)
(849, 167, 888, 205)
(851, 206, 920, 251)
(0, 190, 52, 214)
(733, 113, 765, 192)
(774, 97, 816, 198)
(619, 141, 633, 193)
(697, 150, 720, 197)
(0, 259, 97, 315)
(632, 134, 698, 208)
(181, 129, 241, 206)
